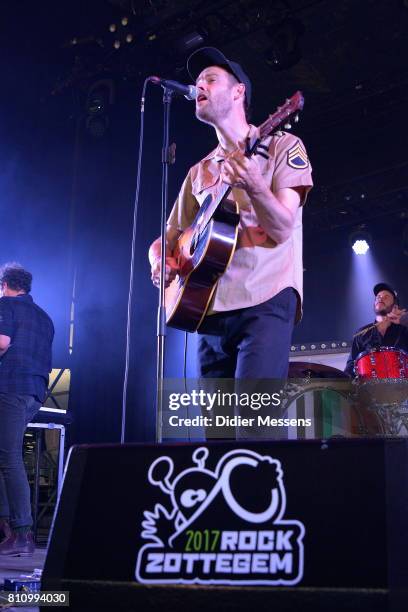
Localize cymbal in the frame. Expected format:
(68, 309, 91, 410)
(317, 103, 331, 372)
(288, 361, 349, 379)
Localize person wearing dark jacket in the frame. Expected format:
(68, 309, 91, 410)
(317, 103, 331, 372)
(0, 263, 54, 556)
(345, 283, 408, 378)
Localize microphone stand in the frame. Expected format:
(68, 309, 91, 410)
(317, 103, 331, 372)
(156, 87, 175, 443)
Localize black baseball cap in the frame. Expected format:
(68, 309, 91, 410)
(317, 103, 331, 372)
(373, 283, 399, 304)
(187, 46, 252, 106)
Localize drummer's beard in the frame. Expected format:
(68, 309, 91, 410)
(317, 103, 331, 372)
(374, 302, 394, 317)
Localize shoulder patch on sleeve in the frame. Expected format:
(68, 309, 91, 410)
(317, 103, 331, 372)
(287, 140, 309, 169)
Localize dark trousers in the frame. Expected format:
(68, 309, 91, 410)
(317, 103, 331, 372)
(198, 288, 297, 379)
(0, 393, 41, 529)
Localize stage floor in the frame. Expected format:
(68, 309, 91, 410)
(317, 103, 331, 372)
(0, 546, 46, 612)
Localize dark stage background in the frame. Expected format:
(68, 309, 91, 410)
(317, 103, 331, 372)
(0, 0, 407, 445)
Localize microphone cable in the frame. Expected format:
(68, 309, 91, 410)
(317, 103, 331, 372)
(121, 78, 150, 444)
(183, 330, 192, 442)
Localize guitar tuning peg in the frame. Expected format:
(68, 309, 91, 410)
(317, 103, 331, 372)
(276, 130, 283, 136)
(294, 114, 299, 123)
(284, 122, 292, 130)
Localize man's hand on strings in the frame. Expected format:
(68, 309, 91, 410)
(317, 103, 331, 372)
(221, 146, 267, 195)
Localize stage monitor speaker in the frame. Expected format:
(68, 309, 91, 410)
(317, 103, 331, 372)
(41, 438, 408, 611)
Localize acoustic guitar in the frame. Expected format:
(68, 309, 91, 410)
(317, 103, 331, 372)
(165, 91, 305, 332)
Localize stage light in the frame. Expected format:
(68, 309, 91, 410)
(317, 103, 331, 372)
(350, 227, 371, 255)
(352, 239, 369, 255)
(87, 94, 105, 115)
(265, 17, 305, 71)
(109, 24, 116, 32)
(85, 80, 115, 138)
(121, 17, 129, 26)
(126, 34, 133, 43)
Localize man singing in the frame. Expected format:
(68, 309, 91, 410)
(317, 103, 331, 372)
(149, 47, 313, 380)
(0, 263, 54, 556)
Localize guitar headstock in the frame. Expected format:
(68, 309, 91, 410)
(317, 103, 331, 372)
(259, 91, 304, 139)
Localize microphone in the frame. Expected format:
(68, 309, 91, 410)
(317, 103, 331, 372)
(149, 76, 197, 100)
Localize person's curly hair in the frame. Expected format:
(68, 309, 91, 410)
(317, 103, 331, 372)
(0, 263, 32, 293)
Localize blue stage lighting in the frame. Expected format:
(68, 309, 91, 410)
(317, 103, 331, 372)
(352, 238, 370, 255)
(350, 227, 371, 255)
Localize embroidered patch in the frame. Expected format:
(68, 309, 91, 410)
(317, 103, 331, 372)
(287, 141, 309, 169)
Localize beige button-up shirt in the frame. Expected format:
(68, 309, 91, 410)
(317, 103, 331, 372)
(167, 128, 313, 322)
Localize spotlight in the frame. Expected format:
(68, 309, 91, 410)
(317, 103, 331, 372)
(87, 94, 105, 115)
(85, 80, 115, 138)
(352, 239, 369, 255)
(265, 17, 305, 71)
(349, 227, 371, 255)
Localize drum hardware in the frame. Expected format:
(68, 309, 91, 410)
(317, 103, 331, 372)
(281, 358, 408, 438)
(353, 347, 408, 435)
(354, 347, 408, 411)
(367, 402, 408, 436)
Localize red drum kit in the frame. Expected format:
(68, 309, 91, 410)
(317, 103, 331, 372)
(284, 347, 408, 437)
(353, 347, 408, 435)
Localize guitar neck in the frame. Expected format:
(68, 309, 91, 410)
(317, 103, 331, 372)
(193, 89, 304, 230)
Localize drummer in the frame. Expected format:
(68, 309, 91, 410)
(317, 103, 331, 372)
(345, 283, 408, 377)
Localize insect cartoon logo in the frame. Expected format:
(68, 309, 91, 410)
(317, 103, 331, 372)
(135, 447, 305, 585)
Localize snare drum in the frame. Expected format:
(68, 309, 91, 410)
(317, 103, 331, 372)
(354, 347, 408, 405)
(354, 347, 408, 379)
